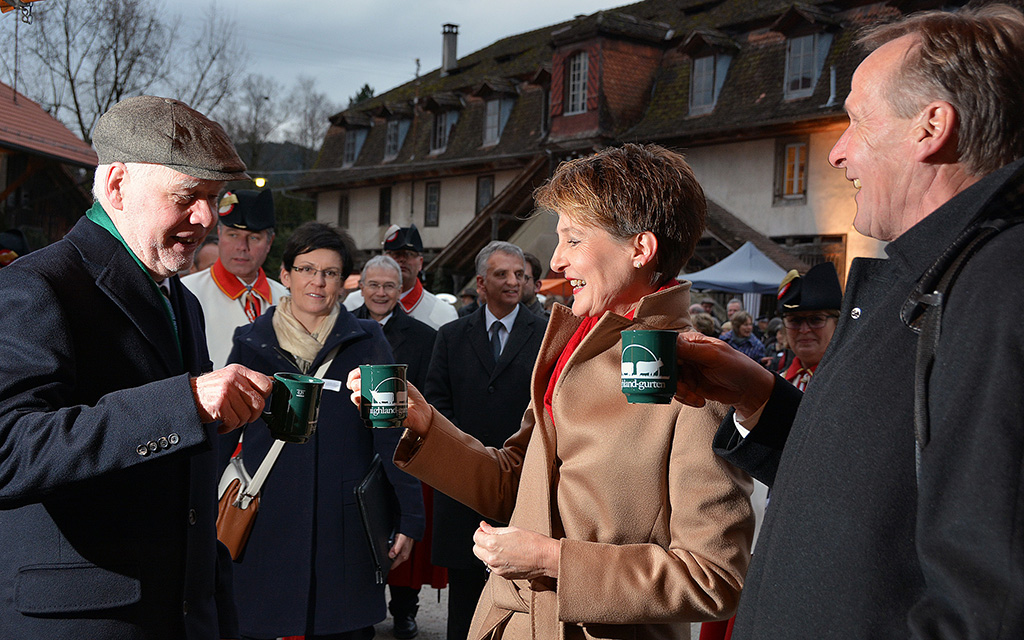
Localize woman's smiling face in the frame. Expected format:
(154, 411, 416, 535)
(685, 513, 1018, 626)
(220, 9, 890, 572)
(549, 213, 654, 318)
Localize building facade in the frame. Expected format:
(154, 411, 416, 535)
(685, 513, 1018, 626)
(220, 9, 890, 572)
(301, 0, 964, 293)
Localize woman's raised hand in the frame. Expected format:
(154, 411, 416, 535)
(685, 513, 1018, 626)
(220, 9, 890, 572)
(346, 368, 433, 438)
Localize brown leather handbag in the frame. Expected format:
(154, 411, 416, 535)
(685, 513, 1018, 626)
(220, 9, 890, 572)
(217, 477, 260, 561)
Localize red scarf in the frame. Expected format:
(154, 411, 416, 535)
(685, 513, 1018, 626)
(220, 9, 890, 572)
(210, 258, 273, 322)
(399, 278, 425, 313)
(542, 284, 673, 423)
(783, 357, 816, 391)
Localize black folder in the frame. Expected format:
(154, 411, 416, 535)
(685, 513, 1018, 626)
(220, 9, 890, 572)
(355, 454, 399, 584)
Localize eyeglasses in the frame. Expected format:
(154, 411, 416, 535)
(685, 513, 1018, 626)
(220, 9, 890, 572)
(783, 314, 838, 330)
(291, 265, 342, 281)
(364, 281, 399, 293)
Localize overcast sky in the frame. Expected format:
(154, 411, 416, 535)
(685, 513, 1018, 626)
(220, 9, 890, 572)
(172, 0, 630, 110)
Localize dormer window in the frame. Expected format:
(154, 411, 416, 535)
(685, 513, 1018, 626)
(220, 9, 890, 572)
(343, 129, 367, 166)
(483, 98, 514, 146)
(681, 30, 737, 117)
(783, 32, 833, 100)
(565, 51, 588, 115)
(430, 111, 458, 153)
(384, 119, 410, 160)
(689, 53, 731, 116)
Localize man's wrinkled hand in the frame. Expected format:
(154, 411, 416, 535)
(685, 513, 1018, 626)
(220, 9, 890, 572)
(675, 331, 775, 418)
(191, 364, 273, 432)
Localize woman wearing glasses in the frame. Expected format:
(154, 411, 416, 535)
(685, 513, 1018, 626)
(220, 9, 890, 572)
(776, 262, 843, 391)
(221, 222, 425, 640)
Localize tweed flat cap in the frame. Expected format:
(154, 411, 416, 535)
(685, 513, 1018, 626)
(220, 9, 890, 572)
(93, 96, 248, 181)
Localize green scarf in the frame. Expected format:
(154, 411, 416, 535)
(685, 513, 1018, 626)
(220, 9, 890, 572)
(85, 201, 182, 361)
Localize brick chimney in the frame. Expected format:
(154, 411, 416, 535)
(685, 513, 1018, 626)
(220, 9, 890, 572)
(442, 24, 459, 77)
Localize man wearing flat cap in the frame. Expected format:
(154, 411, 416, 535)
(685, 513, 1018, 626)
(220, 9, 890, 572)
(0, 95, 273, 639)
(183, 189, 288, 368)
(345, 223, 457, 330)
(776, 262, 842, 391)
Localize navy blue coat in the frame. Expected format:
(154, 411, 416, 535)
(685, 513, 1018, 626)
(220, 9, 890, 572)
(0, 217, 235, 639)
(223, 307, 425, 638)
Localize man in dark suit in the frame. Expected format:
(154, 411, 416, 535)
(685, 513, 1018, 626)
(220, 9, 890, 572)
(424, 241, 545, 640)
(0, 96, 271, 639)
(354, 254, 440, 639)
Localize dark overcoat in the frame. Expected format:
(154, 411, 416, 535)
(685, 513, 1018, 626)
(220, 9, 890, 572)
(223, 307, 425, 638)
(424, 304, 544, 567)
(0, 216, 235, 639)
(715, 157, 1024, 639)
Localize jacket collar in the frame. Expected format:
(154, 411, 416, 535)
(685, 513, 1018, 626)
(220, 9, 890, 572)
(68, 217, 184, 374)
(210, 258, 273, 302)
(535, 284, 694, 394)
(886, 156, 1024, 276)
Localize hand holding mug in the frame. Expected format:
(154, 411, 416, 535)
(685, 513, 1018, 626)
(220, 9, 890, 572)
(346, 368, 433, 438)
(191, 364, 273, 432)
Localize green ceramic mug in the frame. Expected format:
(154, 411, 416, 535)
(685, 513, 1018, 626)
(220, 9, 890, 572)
(263, 372, 325, 443)
(360, 364, 408, 428)
(620, 330, 678, 404)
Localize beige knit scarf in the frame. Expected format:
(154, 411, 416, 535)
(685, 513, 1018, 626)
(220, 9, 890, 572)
(272, 296, 340, 373)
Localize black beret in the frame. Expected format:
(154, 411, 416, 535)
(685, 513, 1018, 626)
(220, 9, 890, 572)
(778, 262, 842, 313)
(218, 190, 275, 231)
(382, 224, 423, 253)
(92, 96, 248, 181)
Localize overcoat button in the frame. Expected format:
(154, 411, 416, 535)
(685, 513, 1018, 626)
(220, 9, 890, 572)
(188, 509, 197, 525)
(168, 433, 180, 445)
(147, 441, 159, 452)
(158, 437, 169, 449)
(136, 444, 150, 456)
(183, 600, 189, 615)
(488, 386, 495, 393)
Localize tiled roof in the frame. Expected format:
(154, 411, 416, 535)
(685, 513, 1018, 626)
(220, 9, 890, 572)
(0, 81, 97, 167)
(305, 0, 945, 190)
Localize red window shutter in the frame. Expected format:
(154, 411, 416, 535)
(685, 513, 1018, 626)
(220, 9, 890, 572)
(586, 44, 600, 111)
(550, 52, 565, 116)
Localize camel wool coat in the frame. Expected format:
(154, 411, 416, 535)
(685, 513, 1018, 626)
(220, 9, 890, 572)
(395, 284, 754, 640)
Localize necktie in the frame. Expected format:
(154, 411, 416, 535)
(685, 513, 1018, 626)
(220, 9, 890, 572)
(490, 322, 503, 362)
(243, 287, 261, 323)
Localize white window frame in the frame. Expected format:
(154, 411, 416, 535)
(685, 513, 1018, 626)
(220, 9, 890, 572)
(565, 51, 588, 115)
(483, 99, 501, 145)
(431, 111, 453, 153)
(343, 130, 358, 165)
(785, 34, 817, 99)
(782, 142, 807, 199)
(690, 55, 716, 114)
(385, 120, 400, 159)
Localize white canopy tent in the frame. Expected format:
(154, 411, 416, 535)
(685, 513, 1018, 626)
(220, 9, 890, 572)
(679, 241, 790, 318)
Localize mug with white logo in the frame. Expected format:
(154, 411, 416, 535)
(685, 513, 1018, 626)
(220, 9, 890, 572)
(620, 330, 678, 404)
(359, 364, 408, 428)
